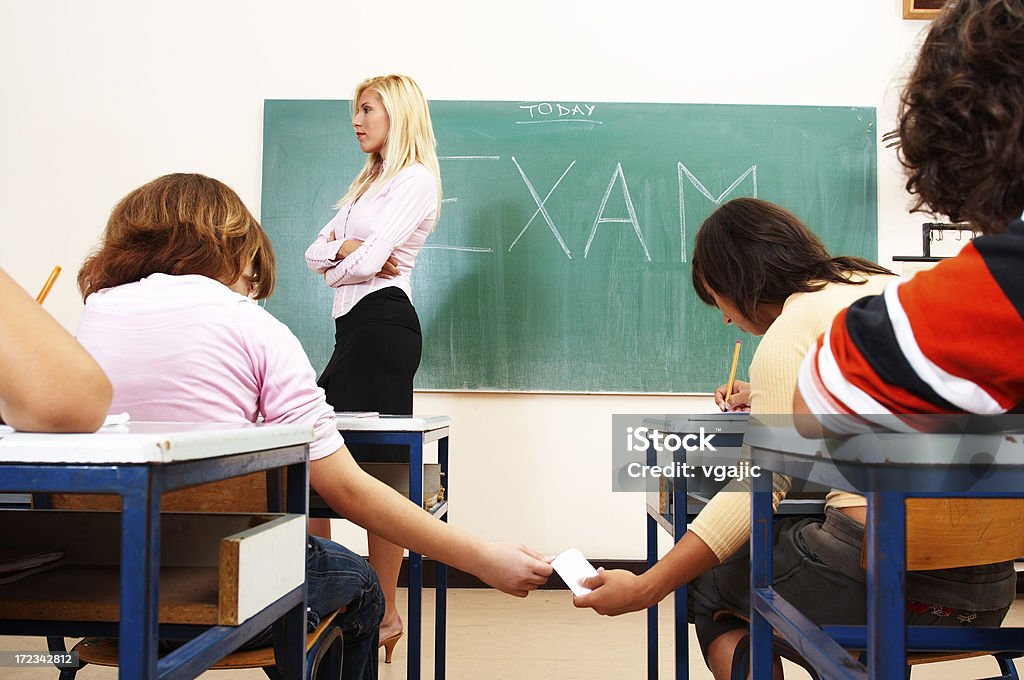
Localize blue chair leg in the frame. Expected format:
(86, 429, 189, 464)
(994, 653, 1020, 680)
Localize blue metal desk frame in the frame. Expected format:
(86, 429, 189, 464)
(642, 416, 826, 680)
(0, 443, 310, 679)
(315, 416, 450, 680)
(643, 415, 748, 680)
(645, 467, 690, 680)
(747, 428, 1024, 679)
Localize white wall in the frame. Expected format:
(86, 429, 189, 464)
(0, 0, 931, 558)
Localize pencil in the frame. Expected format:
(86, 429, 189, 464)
(35, 266, 61, 304)
(724, 339, 742, 402)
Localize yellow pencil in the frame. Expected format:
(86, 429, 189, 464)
(35, 266, 61, 304)
(724, 339, 742, 402)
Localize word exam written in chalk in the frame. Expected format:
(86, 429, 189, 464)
(428, 103, 758, 263)
(261, 98, 876, 392)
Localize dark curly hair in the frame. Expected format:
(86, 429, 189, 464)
(692, 198, 893, 324)
(899, 0, 1024, 233)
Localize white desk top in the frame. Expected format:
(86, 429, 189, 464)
(0, 422, 313, 465)
(643, 413, 749, 434)
(334, 414, 451, 432)
(745, 417, 1024, 467)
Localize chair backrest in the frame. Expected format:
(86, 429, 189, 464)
(50, 472, 272, 513)
(906, 498, 1024, 570)
(860, 498, 1024, 571)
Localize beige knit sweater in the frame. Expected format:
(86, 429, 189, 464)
(688, 274, 894, 560)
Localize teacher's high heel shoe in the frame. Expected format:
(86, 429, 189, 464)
(380, 632, 403, 663)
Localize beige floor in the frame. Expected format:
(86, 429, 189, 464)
(1, 589, 1022, 679)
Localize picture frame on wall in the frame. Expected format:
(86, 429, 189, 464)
(903, 0, 944, 19)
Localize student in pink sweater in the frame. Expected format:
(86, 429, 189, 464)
(75, 173, 551, 679)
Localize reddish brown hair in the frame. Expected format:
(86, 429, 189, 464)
(78, 173, 276, 299)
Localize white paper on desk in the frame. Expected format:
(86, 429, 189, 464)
(98, 412, 131, 432)
(102, 412, 130, 427)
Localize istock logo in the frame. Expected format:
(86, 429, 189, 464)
(625, 426, 718, 452)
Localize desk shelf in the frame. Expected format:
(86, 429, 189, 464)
(0, 565, 220, 624)
(0, 510, 305, 627)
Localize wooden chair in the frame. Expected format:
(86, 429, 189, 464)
(60, 608, 343, 680)
(728, 499, 1024, 679)
(42, 472, 347, 679)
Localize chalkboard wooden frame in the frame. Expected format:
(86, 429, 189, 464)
(903, 0, 943, 19)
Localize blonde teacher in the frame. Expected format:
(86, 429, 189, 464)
(304, 73, 440, 661)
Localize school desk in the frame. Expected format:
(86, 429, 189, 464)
(0, 421, 312, 679)
(745, 416, 1024, 679)
(641, 414, 826, 680)
(315, 414, 451, 680)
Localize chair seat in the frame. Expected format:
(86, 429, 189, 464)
(72, 608, 342, 670)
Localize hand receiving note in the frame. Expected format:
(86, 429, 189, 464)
(551, 548, 598, 596)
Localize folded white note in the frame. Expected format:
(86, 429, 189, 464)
(551, 548, 598, 597)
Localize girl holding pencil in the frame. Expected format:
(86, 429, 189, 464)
(576, 198, 915, 678)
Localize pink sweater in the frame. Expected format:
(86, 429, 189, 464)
(76, 274, 343, 460)
(305, 163, 437, 318)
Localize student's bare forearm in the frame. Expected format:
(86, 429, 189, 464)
(0, 269, 112, 431)
(310, 450, 485, 572)
(640, 531, 720, 604)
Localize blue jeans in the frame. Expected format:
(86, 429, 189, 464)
(246, 536, 384, 680)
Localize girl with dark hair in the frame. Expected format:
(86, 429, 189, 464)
(692, 198, 893, 411)
(579, 196, 1017, 678)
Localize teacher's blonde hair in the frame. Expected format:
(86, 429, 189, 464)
(337, 74, 442, 220)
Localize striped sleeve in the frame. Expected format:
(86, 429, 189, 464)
(799, 227, 1024, 426)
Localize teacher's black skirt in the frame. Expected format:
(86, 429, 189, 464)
(318, 286, 422, 461)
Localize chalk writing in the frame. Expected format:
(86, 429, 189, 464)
(584, 163, 650, 261)
(516, 102, 601, 125)
(509, 157, 576, 259)
(422, 245, 494, 253)
(431, 156, 757, 262)
(677, 164, 758, 263)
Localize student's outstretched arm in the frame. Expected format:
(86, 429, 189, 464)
(0, 268, 112, 432)
(310, 446, 553, 597)
(573, 531, 719, 616)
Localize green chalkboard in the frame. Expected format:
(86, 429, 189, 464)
(261, 100, 876, 393)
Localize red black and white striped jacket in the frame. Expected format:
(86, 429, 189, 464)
(798, 219, 1024, 433)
